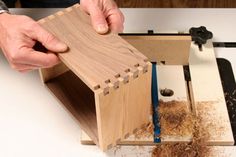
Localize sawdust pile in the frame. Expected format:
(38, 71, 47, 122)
(152, 100, 212, 157)
(152, 116, 210, 157)
(158, 100, 193, 137)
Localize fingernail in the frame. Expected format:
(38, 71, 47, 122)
(96, 24, 108, 34)
(56, 42, 68, 52)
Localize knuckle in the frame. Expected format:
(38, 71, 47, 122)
(29, 21, 38, 29)
(19, 15, 33, 25)
(20, 16, 38, 32)
(20, 15, 31, 21)
(26, 21, 38, 32)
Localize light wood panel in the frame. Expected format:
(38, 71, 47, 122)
(121, 35, 191, 65)
(189, 40, 234, 145)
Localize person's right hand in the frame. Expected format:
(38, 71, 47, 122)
(0, 13, 68, 73)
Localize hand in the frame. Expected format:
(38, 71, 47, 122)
(0, 13, 68, 73)
(80, 0, 124, 34)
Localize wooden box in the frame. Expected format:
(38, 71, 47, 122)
(38, 4, 193, 150)
(38, 4, 152, 150)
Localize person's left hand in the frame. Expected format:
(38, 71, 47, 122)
(80, 0, 124, 34)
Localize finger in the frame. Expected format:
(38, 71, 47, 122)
(16, 47, 60, 68)
(11, 63, 40, 71)
(30, 23, 68, 52)
(107, 9, 124, 33)
(89, 7, 109, 34)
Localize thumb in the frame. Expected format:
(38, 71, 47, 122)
(89, 7, 109, 34)
(33, 24, 68, 52)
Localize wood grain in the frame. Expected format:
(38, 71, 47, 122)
(38, 4, 149, 93)
(114, 0, 236, 8)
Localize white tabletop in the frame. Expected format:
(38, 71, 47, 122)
(0, 8, 236, 157)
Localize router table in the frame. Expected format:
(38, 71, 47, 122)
(0, 8, 236, 157)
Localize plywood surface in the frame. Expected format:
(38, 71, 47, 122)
(38, 4, 149, 94)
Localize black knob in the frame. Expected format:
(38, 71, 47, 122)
(189, 26, 213, 45)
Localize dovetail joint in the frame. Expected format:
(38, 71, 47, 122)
(66, 7, 73, 12)
(56, 11, 64, 16)
(73, 4, 80, 8)
(48, 15, 55, 20)
(103, 87, 110, 96)
(38, 19, 46, 24)
(143, 65, 149, 73)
